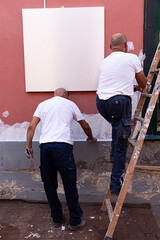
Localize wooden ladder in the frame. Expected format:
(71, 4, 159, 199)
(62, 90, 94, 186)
(101, 42, 160, 240)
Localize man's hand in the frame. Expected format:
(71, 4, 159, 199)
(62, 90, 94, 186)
(134, 85, 144, 92)
(25, 116, 40, 160)
(135, 82, 151, 93)
(78, 120, 97, 143)
(86, 137, 97, 142)
(25, 147, 33, 159)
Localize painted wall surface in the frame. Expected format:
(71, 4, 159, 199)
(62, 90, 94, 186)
(0, 0, 144, 126)
(1, 0, 160, 205)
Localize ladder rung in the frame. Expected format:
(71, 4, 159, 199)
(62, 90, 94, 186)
(135, 165, 160, 171)
(134, 115, 144, 122)
(126, 164, 160, 171)
(150, 68, 160, 73)
(141, 93, 152, 97)
(105, 199, 113, 221)
(128, 139, 136, 147)
(134, 169, 160, 176)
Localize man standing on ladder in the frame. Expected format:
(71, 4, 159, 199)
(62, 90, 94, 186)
(96, 33, 147, 194)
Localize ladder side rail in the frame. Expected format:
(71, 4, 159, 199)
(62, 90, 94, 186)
(105, 199, 113, 221)
(104, 72, 160, 240)
(147, 42, 160, 84)
(101, 189, 111, 213)
(130, 42, 160, 138)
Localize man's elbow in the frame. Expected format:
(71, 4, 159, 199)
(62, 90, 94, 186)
(27, 124, 35, 133)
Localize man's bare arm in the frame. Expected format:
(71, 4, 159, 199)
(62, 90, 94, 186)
(135, 70, 147, 90)
(78, 120, 97, 142)
(25, 116, 40, 158)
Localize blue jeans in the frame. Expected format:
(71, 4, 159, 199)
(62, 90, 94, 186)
(96, 95, 132, 193)
(39, 142, 82, 225)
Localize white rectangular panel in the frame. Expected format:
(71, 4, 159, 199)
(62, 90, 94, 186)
(22, 7, 104, 91)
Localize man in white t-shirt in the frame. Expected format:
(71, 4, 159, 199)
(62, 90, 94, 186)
(96, 33, 147, 194)
(25, 88, 96, 230)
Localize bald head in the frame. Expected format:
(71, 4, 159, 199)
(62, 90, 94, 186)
(54, 88, 69, 99)
(110, 33, 127, 52)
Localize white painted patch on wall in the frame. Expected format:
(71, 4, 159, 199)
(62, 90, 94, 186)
(127, 41, 134, 51)
(2, 111, 9, 118)
(0, 93, 140, 141)
(138, 49, 146, 66)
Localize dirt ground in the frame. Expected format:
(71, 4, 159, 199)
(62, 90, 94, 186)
(0, 200, 159, 240)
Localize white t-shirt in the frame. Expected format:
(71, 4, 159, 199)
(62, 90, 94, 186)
(33, 96, 84, 145)
(97, 51, 142, 100)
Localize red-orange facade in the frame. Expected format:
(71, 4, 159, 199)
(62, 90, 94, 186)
(0, 0, 144, 125)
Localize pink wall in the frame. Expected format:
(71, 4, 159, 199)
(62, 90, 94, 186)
(0, 0, 144, 125)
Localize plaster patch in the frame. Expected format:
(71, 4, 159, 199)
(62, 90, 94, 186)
(128, 174, 160, 200)
(138, 50, 146, 66)
(32, 170, 41, 182)
(127, 41, 134, 51)
(57, 171, 110, 194)
(0, 180, 24, 199)
(2, 111, 9, 118)
(77, 170, 110, 192)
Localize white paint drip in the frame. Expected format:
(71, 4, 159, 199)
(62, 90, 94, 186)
(25, 233, 41, 239)
(2, 111, 9, 118)
(61, 225, 65, 231)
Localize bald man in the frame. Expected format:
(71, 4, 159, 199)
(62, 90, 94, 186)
(96, 33, 147, 194)
(25, 88, 96, 230)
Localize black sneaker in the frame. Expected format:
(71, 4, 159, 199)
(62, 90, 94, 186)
(68, 218, 86, 231)
(53, 221, 62, 228)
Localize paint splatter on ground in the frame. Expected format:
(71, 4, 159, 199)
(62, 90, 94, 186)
(0, 201, 159, 240)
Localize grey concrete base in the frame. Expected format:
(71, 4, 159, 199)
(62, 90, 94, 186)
(0, 140, 160, 207)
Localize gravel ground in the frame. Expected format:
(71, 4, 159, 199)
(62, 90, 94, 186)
(0, 200, 159, 240)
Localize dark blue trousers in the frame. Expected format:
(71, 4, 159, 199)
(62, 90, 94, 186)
(39, 142, 82, 226)
(96, 95, 132, 193)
